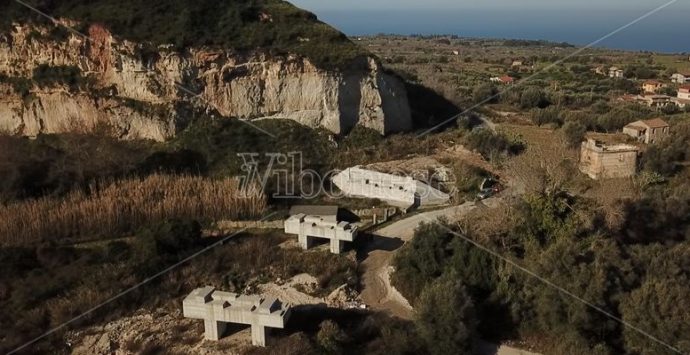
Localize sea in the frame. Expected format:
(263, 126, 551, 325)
(308, 8, 689, 53)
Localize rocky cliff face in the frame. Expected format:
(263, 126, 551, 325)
(0, 23, 411, 141)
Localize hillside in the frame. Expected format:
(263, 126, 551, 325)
(0, 1, 412, 139)
(1, 0, 365, 69)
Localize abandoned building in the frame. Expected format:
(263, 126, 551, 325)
(331, 167, 450, 208)
(623, 118, 670, 144)
(182, 286, 291, 347)
(579, 139, 639, 179)
(284, 205, 358, 254)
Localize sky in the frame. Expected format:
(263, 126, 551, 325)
(290, 0, 690, 52)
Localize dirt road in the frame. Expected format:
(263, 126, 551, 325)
(360, 199, 500, 319)
(359, 198, 540, 355)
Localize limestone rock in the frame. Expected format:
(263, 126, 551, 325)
(0, 23, 412, 141)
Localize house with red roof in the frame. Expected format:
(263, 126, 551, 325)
(490, 75, 515, 85)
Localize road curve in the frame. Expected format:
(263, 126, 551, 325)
(360, 199, 498, 318)
(359, 198, 540, 355)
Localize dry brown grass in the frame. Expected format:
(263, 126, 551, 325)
(0, 174, 266, 246)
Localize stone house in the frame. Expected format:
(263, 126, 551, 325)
(623, 118, 670, 144)
(642, 80, 666, 94)
(579, 139, 639, 179)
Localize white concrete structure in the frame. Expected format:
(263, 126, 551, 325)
(332, 167, 450, 208)
(609, 67, 624, 78)
(183, 287, 291, 347)
(678, 85, 690, 100)
(284, 206, 358, 254)
(671, 73, 690, 84)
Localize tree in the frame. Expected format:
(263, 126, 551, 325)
(591, 100, 610, 114)
(660, 103, 680, 115)
(620, 279, 690, 355)
(532, 106, 563, 126)
(472, 83, 498, 104)
(415, 275, 476, 355)
(392, 221, 454, 301)
(562, 121, 587, 148)
(520, 87, 548, 108)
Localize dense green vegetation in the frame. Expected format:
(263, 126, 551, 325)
(415, 275, 476, 355)
(392, 129, 690, 354)
(1, 0, 367, 69)
(393, 181, 690, 353)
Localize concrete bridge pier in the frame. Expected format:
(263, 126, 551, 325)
(204, 319, 227, 341)
(251, 324, 267, 347)
(329, 238, 345, 254)
(298, 233, 313, 250)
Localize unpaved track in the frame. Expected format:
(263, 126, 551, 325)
(359, 198, 540, 355)
(360, 199, 499, 319)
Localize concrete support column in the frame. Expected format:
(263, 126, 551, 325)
(329, 239, 344, 254)
(204, 319, 227, 341)
(298, 233, 313, 250)
(251, 323, 267, 347)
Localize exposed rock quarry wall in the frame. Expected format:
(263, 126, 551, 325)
(0, 23, 412, 141)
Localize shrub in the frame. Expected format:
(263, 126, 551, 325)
(532, 106, 564, 127)
(0, 134, 153, 202)
(620, 279, 690, 355)
(136, 149, 208, 175)
(463, 129, 524, 160)
(472, 83, 498, 104)
(415, 275, 476, 355)
(317, 320, 348, 353)
(660, 104, 680, 115)
(562, 121, 587, 148)
(520, 87, 549, 109)
(595, 106, 651, 132)
(591, 100, 610, 114)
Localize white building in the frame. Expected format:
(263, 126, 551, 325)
(609, 67, 624, 78)
(331, 167, 450, 208)
(671, 73, 690, 84)
(183, 287, 291, 347)
(673, 85, 690, 108)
